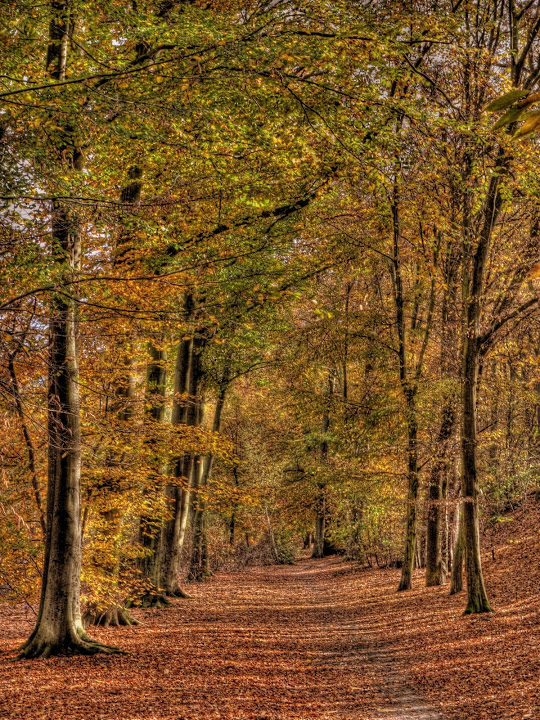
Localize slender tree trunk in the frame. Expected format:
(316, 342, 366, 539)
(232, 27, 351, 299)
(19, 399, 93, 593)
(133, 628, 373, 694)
(426, 405, 454, 586)
(136, 340, 170, 607)
(8, 353, 46, 537)
(398, 386, 419, 591)
(425, 242, 459, 586)
(450, 503, 464, 595)
(189, 372, 228, 581)
(312, 373, 334, 559)
(161, 309, 206, 597)
(461, 332, 492, 612)
(265, 506, 280, 563)
(440, 471, 450, 578)
(229, 463, 240, 547)
(389, 184, 421, 593)
(312, 494, 326, 559)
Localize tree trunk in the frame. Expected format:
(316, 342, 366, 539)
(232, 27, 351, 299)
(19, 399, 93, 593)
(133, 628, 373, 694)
(450, 503, 464, 595)
(229, 462, 240, 547)
(265, 506, 280, 563)
(458, 168, 495, 613)
(161, 316, 205, 597)
(440, 471, 450, 578)
(189, 371, 229, 582)
(312, 373, 334, 559)
(312, 493, 326, 559)
(19, 1, 119, 658)
(426, 405, 454, 586)
(390, 184, 421, 593)
(461, 333, 492, 612)
(137, 340, 170, 607)
(397, 387, 419, 591)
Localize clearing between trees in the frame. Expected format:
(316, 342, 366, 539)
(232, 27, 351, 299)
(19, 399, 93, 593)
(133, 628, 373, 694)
(1, 498, 539, 720)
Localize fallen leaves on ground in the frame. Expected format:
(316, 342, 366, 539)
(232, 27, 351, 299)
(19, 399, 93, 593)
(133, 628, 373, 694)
(1, 500, 539, 720)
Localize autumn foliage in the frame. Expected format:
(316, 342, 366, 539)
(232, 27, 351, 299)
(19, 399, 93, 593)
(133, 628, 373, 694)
(1, 0, 540, 715)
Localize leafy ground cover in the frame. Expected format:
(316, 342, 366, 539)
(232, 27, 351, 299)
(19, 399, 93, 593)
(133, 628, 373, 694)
(1, 499, 538, 720)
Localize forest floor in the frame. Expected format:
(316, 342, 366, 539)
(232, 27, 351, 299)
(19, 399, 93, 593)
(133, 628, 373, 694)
(1, 499, 540, 720)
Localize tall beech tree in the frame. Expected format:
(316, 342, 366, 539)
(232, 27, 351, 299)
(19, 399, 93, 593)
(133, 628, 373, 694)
(19, 0, 119, 658)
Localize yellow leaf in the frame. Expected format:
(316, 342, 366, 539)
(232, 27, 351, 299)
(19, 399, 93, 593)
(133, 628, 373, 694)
(513, 110, 540, 139)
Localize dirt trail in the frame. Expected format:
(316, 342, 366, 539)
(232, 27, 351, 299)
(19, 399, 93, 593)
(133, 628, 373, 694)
(0, 557, 447, 720)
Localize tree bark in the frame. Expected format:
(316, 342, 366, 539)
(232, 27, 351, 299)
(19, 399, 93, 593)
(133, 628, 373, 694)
(189, 370, 228, 581)
(388, 183, 422, 593)
(397, 385, 419, 591)
(450, 503, 464, 595)
(161, 307, 206, 597)
(457, 163, 500, 613)
(425, 405, 454, 586)
(312, 373, 334, 559)
(136, 340, 170, 607)
(19, 0, 119, 658)
(461, 330, 492, 612)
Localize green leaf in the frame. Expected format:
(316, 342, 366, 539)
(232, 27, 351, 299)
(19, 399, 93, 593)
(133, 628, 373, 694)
(486, 89, 529, 112)
(492, 105, 524, 130)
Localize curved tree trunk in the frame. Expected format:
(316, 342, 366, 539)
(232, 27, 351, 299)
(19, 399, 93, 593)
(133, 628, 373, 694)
(8, 353, 47, 538)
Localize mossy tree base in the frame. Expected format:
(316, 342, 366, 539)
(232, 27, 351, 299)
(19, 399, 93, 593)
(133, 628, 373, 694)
(397, 577, 412, 592)
(463, 596, 493, 614)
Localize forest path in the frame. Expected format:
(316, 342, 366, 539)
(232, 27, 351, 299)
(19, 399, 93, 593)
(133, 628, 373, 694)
(0, 557, 448, 720)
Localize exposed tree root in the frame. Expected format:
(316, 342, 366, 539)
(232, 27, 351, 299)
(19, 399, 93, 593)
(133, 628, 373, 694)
(17, 630, 124, 660)
(134, 592, 171, 609)
(166, 587, 191, 599)
(85, 604, 140, 628)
